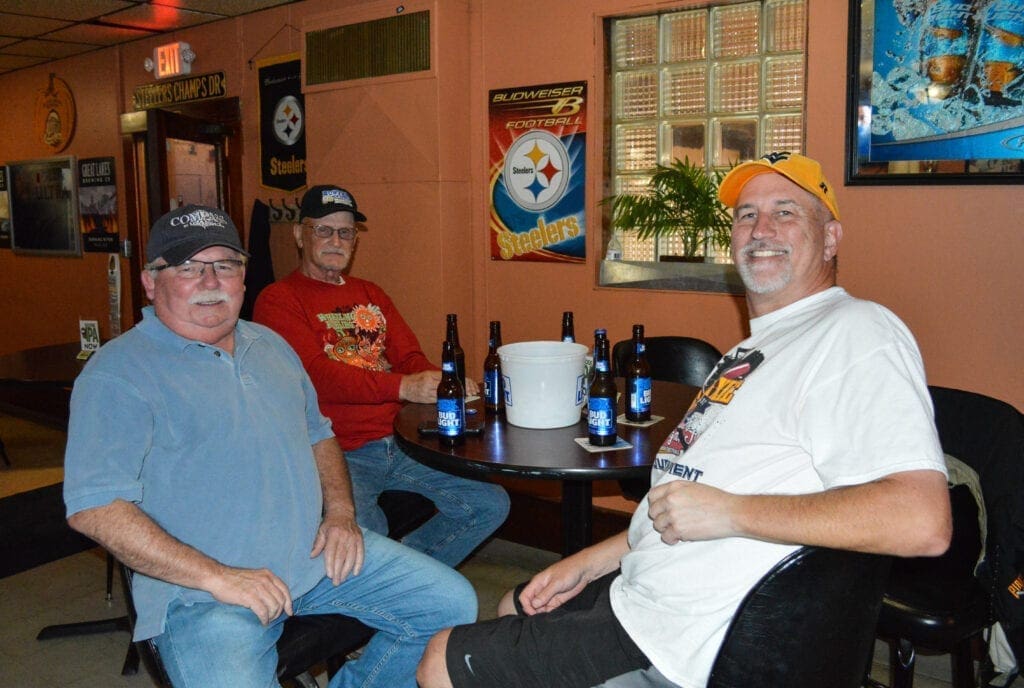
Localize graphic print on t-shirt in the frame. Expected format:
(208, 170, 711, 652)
(316, 304, 392, 371)
(657, 347, 765, 459)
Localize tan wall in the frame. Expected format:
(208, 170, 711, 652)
(0, 0, 1020, 412)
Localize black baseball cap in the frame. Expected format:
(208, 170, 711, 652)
(145, 204, 249, 265)
(299, 185, 367, 222)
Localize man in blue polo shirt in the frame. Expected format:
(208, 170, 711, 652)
(63, 204, 476, 688)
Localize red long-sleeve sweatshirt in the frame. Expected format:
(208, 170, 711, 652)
(253, 270, 436, 450)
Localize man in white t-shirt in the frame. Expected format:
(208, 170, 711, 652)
(417, 152, 953, 688)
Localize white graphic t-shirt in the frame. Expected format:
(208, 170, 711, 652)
(609, 287, 947, 688)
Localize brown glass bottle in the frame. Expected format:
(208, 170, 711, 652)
(445, 313, 466, 388)
(625, 324, 652, 422)
(483, 320, 503, 415)
(561, 311, 575, 343)
(437, 340, 465, 447)
(587, 331, 617, 446)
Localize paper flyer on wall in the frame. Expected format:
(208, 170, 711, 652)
(488, 81, 586, 263)
(78, 157, 119, 253)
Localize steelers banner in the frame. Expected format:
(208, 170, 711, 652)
(488, 81, 586, 263)
(258, 54, 307, 192)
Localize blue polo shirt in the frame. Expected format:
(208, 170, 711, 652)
(64, 307, 334, 640)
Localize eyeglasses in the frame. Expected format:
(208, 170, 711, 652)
(304, 223, 358, 241)
(151, 259, 246, 279)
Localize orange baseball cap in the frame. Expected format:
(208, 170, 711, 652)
(718, 152, 840, 221)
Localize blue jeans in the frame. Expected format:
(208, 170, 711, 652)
(345, 436, 510, 567)
(153, 529, 477, 688)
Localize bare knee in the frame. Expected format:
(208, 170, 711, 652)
(496, 587, 518, 617)
(417, 627, 454, 688)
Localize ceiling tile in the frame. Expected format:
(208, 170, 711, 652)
(1, 38, 97, 59)
(48, 23, 154, 46)
(0, 0, 135, 22)
(0, 0, 301, 75)
(101, 4, 225, 32)
(0, 12, 71, 37)
(0, 53, 49, 70)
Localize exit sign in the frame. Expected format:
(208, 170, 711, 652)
(154, 42, 192, 79)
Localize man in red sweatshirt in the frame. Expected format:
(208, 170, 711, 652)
(255, 185, 508, 567)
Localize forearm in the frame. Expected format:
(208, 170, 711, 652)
(574, 530, 631, 579)
(729, 470, 951, 556)
(68, 499, 227, 591)
(312, 437, 356, 520)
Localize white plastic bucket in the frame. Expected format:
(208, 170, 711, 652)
(498, 341, 589, 429)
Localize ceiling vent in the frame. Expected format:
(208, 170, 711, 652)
(305, 10, 430, 85)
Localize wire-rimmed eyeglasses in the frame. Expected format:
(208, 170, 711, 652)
(303, 222, 358, 241)
(150, 259, 247, 279)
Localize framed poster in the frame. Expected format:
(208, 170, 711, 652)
(846, 0, 1024, 184)
(488, 81, 587, 262)
(78, 156, 119, 253)
(9, 156, 81, 256)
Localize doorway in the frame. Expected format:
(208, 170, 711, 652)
(120, 97, 244, 324)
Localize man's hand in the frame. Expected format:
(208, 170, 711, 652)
(310, 511, 364, 585)
(206, 567, 294, 625)
(399, 371, 442, 403)
(517, 556, 590, 615)
(647, 480, 739, 545)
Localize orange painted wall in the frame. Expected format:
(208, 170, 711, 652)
(0, 0, 1020, 413)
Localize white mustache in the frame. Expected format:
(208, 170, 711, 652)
(189, 290, 230, 305)
(740, 241, 789, 258)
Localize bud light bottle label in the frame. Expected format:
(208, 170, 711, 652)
(629, 378, 652, 416)
(588, 397, 616, 438)
(484, 368, 501, 407)
(437, 397, 465, 439)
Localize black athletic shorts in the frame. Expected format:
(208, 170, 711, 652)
(445, 571, 651, 688)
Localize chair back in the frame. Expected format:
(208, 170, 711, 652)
(612, 335, 721, 388)
(707, 546, 891, 688)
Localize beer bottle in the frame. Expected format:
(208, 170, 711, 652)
(561, 311, 575, 343)
(625, 324, 652, 422)
(483, 320, 504, 415)
(437, 340, 465, 447)
(445, 313, 466, 388)
(587, 330, 617, 446)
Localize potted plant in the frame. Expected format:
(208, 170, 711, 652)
(605, 158, 733, 262)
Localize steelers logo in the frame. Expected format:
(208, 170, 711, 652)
(273, 95, 304, 146)
(503, 130, 570, 212)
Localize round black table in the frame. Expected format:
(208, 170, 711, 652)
(394, 379, 697, 555)
(0, 342, 88, 430)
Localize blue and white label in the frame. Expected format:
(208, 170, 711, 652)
(629, 377, 652, 415)
(484, 369, 501, 406)
(588, 396, 616, 436)
(437, 398, 465, 437)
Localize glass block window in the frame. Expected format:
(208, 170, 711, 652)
(608, 0, 806, 262)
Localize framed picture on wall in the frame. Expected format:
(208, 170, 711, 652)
(846, 0, 1024, 184)
(9, 156, 81, 255)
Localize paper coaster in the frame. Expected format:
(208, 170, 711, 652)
(616, 414, 664, 428)
(574, 437, 634, 453)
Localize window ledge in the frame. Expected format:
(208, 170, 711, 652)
(599, 259, 745, 295)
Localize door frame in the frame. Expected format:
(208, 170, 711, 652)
(120, 97, 244, 325)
